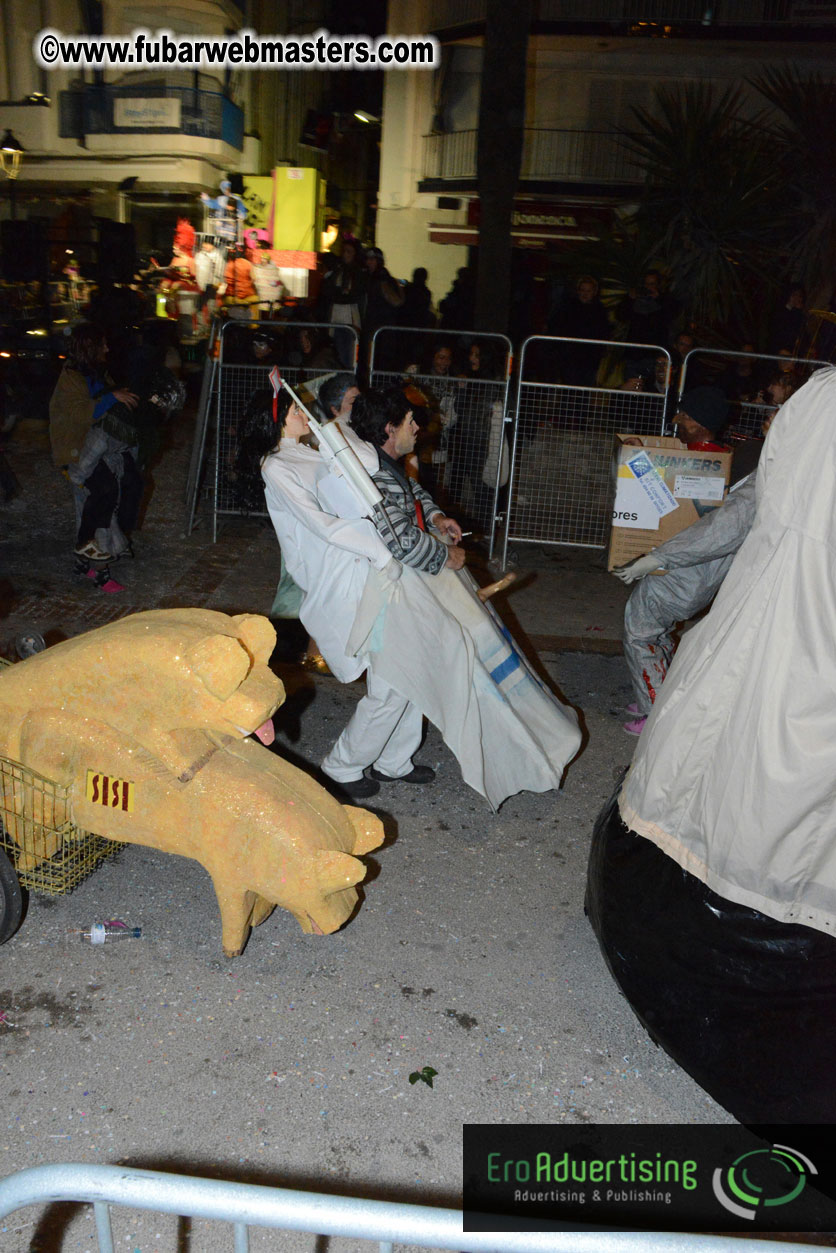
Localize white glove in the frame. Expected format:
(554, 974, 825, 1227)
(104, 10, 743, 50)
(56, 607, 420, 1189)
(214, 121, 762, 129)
(612, 553, 665, 583)
(383, 557, 402, 583)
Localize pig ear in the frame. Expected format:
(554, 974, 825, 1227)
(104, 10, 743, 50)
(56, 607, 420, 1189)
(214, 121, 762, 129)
(186, 634, 250, 701)
(232, 614, 276, 664)
(342, 806, 385, 855)
(315, 850, 368, 894)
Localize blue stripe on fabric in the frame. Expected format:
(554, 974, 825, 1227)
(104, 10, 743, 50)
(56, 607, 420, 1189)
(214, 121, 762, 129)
(490, 650, 522, 685)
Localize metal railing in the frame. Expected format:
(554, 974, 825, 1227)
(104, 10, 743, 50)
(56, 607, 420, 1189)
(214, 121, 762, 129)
(0, 1162, 817, 1253)
(184, 317, 221, 533)
(422, 128, 643, 184)
(201, 320, 359, 541)
(59, 85, 244, 149)
(678, 348, 832, 437)
(500, 338, 671, 566)
(369, 326, 514, 557)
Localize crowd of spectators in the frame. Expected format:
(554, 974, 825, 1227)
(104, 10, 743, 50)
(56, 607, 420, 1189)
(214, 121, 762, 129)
(11, 217, 829, 575)
(528, 269, 826, 446)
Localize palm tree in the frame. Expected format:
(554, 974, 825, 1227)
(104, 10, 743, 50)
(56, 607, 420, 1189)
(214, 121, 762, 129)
(750, 66, 836, 304)
(619, 82, 787, 333)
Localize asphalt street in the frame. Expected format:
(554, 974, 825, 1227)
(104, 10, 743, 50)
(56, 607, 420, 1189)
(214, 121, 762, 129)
(0, 411, 817, 1252)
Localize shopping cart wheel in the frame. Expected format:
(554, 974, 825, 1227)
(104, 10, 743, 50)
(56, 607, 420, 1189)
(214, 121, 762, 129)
(0, 846, 23, 944)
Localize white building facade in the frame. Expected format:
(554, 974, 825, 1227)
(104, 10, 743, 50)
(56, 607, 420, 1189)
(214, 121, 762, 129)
(377, 0, 836, 304)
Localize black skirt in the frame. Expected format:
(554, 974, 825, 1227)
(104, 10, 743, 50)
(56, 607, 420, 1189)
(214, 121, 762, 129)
(586, 785, 836, 1124)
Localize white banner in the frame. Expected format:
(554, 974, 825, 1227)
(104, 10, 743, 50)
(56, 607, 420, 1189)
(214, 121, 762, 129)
(114, 97, 181, 128)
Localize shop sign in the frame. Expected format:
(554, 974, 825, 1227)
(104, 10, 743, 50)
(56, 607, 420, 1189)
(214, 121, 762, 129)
(114, 97, 182, 128)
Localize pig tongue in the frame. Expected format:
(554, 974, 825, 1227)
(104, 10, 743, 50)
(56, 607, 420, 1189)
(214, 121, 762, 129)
(253, 718, 275, 746)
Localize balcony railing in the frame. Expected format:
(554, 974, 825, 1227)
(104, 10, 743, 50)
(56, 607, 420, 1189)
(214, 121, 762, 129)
(59, 84, 244, 149)
(427, 0, 830, 29)
(422, 128, 645, 184)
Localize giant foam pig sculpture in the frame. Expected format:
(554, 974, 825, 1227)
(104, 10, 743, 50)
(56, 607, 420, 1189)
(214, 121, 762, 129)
(0, 608, 383, 954)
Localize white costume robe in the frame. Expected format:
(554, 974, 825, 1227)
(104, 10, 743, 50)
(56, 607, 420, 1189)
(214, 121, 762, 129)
(318, 431, 582, 808)
(262, 440, 392, 683)
(620, 367, 836, 935)
(262, 439, 423, 783)
(263, 431, 582, 807)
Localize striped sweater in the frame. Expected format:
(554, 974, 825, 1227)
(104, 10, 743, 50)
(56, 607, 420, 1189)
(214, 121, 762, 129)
(374, 451, 448, 575)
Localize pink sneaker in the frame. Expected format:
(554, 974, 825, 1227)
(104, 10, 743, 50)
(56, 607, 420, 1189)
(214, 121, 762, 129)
(99, 576, 125, 594)
(625, 702, 640, 715)
(623, 715, 647, 736)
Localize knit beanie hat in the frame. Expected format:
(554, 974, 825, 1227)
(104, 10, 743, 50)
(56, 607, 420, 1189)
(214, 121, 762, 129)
(679, 386, 729, 433)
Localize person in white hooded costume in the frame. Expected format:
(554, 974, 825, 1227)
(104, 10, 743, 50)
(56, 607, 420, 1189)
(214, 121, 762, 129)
(621, 367, 836, 923)
(587, 365, 836, 1123)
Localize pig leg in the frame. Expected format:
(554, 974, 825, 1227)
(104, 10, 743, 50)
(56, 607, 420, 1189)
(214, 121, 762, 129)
(213, 885, 278, 956)
(250, 894, 276, 929)
(212, 882, 259, 957)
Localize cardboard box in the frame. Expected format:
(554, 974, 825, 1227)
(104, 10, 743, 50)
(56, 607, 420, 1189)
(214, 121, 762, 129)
(608, 434, 732, 570)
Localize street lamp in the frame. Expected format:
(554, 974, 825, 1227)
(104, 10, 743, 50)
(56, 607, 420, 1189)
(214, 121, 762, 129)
(0, 130, 25, 220)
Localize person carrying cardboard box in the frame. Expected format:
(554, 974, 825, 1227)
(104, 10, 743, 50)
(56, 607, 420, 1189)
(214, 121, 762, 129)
(613, 387, 734, 735)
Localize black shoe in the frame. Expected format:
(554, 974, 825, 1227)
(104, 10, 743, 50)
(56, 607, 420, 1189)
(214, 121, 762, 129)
(368, 764, 436, 785)
(331, 774, 381, 801)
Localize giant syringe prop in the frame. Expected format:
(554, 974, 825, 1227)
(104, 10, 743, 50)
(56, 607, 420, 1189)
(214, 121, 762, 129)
(269, 368, 403, 553)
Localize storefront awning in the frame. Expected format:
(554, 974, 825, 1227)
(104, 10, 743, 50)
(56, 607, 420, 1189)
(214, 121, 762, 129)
(430, 199, 613, 247)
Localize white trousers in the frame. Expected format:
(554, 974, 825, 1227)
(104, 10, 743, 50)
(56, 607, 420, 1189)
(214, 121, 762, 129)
(321, 669, 423, 782)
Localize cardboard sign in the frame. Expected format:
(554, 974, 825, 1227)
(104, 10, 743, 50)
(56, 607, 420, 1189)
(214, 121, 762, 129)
(619, 451, 679, 524)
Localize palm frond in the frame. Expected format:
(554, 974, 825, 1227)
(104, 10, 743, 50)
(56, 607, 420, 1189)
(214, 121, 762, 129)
(614, 80, 788, 327)
(750, 65, 836, 293)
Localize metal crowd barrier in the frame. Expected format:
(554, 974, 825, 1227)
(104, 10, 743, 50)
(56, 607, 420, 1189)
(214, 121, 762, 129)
(499, 338, 671, 567)
(189, 320, 359, 541)
(0, 1163, 815, 1253)
(678, 348, 831, 438)
(369, 326, 514, 557)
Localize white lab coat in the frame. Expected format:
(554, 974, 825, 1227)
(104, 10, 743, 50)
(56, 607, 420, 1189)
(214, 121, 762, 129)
(620, 366, 836, 936)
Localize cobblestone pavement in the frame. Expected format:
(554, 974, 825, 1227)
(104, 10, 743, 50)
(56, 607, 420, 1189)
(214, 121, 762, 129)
(0, 411, 281, 650)
(0, 408, 630, 656)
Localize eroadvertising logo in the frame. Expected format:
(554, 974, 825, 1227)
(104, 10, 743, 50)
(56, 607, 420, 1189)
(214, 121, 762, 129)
(462, 1126, 835, 1233)
(713, 1145, 816, 1220)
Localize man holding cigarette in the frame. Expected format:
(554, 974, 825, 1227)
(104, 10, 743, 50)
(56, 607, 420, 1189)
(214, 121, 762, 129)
(316, 389, 466, 800)
(349, 388, 466, 574)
